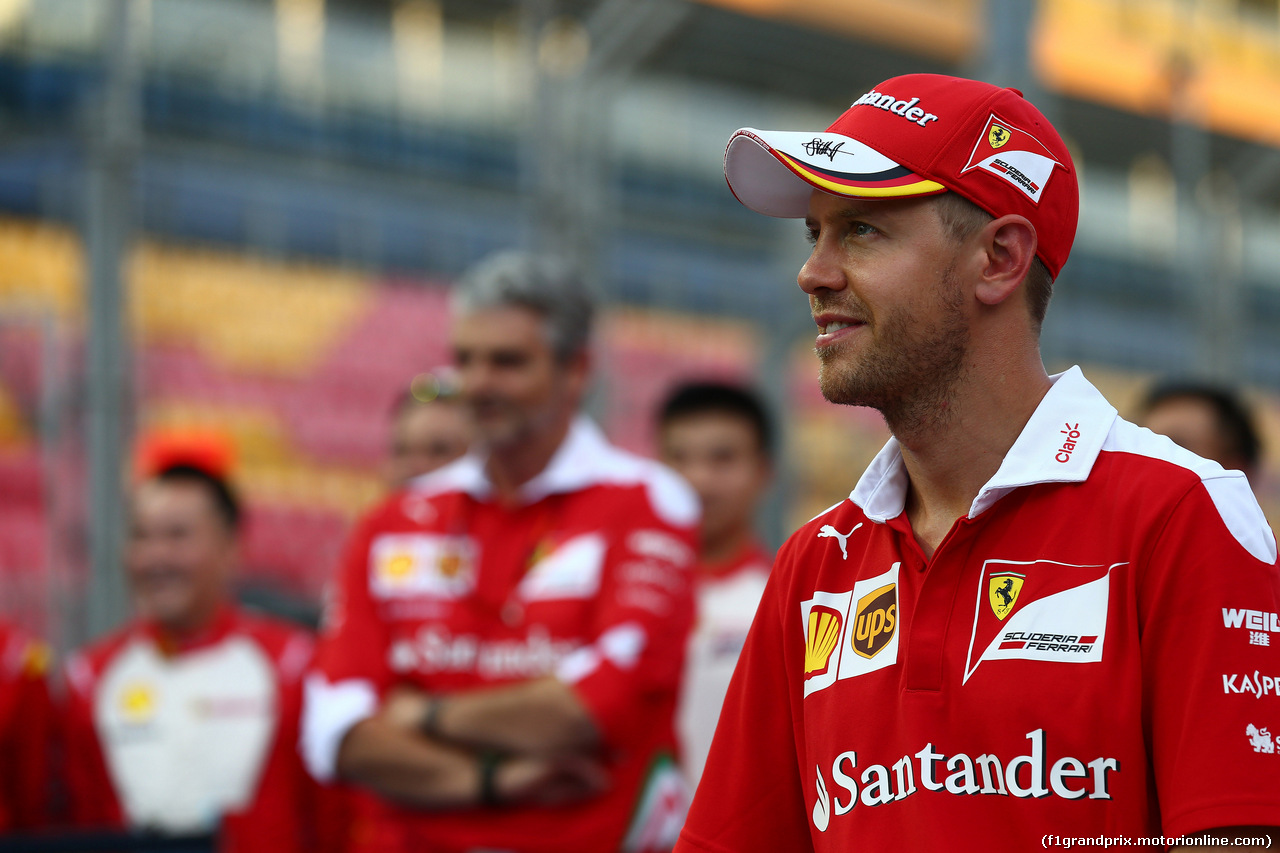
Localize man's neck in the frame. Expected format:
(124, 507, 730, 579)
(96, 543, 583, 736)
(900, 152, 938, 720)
(152, 600, 229, 647)
(700, 524, 756, 569)
(485, 414, 575, 502)
(894, 352, 1052, 559)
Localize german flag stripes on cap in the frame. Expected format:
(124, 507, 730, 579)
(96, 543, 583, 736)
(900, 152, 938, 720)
(723, 73, 1079, 279)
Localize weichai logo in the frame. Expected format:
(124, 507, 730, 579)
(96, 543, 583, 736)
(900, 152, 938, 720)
(851, 584, 896, 659)
(802, 563, 901, 698)
(806, 606, 844, 677)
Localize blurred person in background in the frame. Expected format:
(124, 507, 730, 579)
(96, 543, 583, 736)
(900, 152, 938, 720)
(657, 381, 773, 787)
(1140, 380, 1263, 487)
(0, 622, 55, 832)
(62, 451, 315, 853)
(302, 251, 700, 853)
(385, 368, 473, 489)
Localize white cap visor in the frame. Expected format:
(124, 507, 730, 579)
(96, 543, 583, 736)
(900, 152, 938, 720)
(723, 128, 945, 218)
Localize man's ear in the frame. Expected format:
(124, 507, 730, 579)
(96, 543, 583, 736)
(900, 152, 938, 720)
(973, 215, 1038, 307)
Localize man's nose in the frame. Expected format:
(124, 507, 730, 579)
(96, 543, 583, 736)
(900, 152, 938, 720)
(797, 242, 846, 296)
(458, 360, 493, 398)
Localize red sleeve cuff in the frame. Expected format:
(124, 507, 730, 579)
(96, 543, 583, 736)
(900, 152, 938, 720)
(1163, 800, 1280, 841)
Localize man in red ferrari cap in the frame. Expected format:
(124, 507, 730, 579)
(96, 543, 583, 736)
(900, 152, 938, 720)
(675, 74, 1280, 852)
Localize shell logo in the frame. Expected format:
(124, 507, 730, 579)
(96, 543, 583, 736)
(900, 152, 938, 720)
(805, 606, 843, 677)
(385, 553, 415, 579)
(120, 683, 156, 723)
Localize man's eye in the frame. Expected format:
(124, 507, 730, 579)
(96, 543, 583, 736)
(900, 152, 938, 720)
(852, 223, 877, 237)
(803, 227, 818, 245)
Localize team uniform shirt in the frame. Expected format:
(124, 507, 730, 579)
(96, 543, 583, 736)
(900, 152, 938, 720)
(676, 367, 1280, 853)
(63, 606, 315, 853)
(302, 417, 699, 853)
(0, 623, 54, 831)
(678, 540, 771, 787)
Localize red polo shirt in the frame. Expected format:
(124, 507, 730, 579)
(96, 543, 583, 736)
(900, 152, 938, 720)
(677, 367, 1280, 852)
(303, 418, 699, 853)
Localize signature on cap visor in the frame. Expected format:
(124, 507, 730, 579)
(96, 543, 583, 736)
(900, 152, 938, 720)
(724, 128, 946, 218)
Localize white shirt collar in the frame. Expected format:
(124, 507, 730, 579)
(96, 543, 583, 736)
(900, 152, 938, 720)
(409, 416, 615, 505)
(849, 366, 1119, 523)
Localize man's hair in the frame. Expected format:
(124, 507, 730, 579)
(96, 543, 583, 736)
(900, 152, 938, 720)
(658, 381, 774, 459)
(150, 464, 242, 533)
(1141, 380, 1262, 470)
(451, 251, 595, 362)
(933, 192, 1054, 329)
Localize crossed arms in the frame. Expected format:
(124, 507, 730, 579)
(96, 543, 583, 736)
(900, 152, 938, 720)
(334, 676, 609, 808)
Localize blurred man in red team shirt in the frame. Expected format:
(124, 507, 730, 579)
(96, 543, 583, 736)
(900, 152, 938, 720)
(657, 381, 773, 787)
(63, 460, 315, 852)
(302, 251, 699, 853)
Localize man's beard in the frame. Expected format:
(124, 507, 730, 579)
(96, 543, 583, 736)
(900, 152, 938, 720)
(817, 264, 970, 436)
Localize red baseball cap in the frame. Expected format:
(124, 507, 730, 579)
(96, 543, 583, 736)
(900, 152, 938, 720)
(723, 73, 1078, 278)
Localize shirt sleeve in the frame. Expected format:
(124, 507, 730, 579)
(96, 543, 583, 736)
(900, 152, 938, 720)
(301, 514, 391, 782)
(1138, 473, 1280, 837)
(675, 544, 811, 853)
(554, 480, 698, 748)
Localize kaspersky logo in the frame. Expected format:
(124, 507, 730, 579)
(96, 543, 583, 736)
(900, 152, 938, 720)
(963, 559, 1124, 684)
(802, 563, 900, 698)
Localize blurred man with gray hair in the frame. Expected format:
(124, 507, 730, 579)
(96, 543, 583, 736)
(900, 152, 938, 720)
(302, 251, 700, 853)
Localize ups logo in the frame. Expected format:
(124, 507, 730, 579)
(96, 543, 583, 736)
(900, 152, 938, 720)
(851, 583, 897, 659)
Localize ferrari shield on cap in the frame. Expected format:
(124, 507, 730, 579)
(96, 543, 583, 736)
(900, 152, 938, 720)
(723, 73, 1079, 278)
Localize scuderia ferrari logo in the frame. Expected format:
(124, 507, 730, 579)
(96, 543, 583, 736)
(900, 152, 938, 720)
(964, 559, 1125, 684)
(802, 563, 900, 698)
(962, 113, 1063, 203)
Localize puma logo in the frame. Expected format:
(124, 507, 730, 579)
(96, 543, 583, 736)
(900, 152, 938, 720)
(818, 524, 862, 560)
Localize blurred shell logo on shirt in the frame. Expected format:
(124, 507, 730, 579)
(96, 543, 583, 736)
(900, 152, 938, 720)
(119, 682, 157, 723)
(384, 553, 416, 580)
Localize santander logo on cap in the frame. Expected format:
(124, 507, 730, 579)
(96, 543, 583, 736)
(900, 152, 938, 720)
(850, 89, 940, 128)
